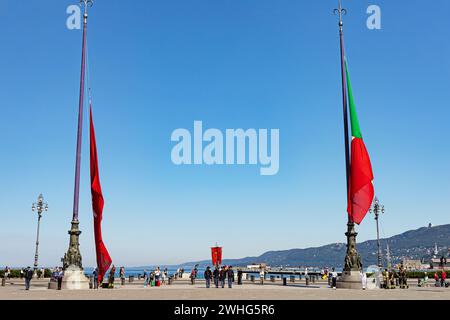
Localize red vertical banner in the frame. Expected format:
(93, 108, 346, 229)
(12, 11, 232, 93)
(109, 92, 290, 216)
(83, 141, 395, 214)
(90, 105, 112, 284)
(211, 246, 222, 266)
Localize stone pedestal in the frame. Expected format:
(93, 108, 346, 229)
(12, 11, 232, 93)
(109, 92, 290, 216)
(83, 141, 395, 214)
(336, 270, 362, 289)
(48, 266, 89, 290)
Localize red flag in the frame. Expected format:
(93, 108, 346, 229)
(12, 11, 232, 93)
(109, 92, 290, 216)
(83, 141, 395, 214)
(90, 105, 112, 284)
(211, 247, 222, 266)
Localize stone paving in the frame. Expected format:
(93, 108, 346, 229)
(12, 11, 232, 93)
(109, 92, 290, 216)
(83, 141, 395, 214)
(1, 278, 450, 300)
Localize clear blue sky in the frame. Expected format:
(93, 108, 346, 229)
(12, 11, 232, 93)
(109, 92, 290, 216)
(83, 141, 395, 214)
(0, 0, 449, 267)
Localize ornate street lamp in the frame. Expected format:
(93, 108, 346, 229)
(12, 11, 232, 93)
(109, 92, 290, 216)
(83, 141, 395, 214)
(32, 194, 48, 278)
(369, 197, 384, 269)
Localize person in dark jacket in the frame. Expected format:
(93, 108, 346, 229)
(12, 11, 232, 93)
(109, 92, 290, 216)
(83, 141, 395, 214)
(93, 268, 99, 289)
(204, 267, 212, 288)
(24, 267, 33, 290)
(213, 267, 220, 288)
(219, 267, 226, 288)
(227, 266, 235, 288)
(237, 269, 243, 285)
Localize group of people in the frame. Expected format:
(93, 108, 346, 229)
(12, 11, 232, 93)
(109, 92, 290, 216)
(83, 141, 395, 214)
(433, 270, 448, 287)
(143, 267, 169, 287)
(204, 266, 240, 288)
(382, 265, 409, 289)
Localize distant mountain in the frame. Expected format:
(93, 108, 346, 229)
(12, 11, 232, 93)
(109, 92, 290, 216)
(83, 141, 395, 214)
(179, 224, 450, 268)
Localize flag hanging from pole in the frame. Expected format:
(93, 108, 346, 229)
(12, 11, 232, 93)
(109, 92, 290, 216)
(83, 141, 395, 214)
(211, 246, 222, 266)
(345, 61, 375, 225)
(90, 105, 112, 284)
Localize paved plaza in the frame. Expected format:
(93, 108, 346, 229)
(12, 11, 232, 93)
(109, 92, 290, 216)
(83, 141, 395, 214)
(1, 278, 450, 300)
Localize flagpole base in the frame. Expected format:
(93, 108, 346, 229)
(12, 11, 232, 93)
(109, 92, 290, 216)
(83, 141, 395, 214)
(48, 265, 90, 290)
(63, 220, 84, 270)
(336, 270, 363, 289)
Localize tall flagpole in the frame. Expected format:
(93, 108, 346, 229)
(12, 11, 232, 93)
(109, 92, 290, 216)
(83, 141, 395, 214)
(62, 0, 93, 276)
(334, 0, 363, 288)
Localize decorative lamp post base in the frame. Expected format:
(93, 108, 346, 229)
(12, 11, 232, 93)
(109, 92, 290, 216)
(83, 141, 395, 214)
(48, 265, 90, 290)
(337, 222, 364, 289)
(337, 270, 363, 289)
(49, 220, 89, 290)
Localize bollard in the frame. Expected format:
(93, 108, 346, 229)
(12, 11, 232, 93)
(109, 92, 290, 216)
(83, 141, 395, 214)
(89, 276, 94, 289)
(121, 278, 125, 286)
(312, 275, 316, 284)
(1, 277, 6, 287)
(270, 276, 276, 283)
(251, 275, 255, 282)
(129, 275, 134, 283)
(290, 276, 295, 283)
(306, 276, 310, 286)
(283, 278, 287, 286)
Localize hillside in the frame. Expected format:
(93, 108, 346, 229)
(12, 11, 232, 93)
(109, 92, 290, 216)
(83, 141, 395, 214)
(180, 224, 450, 268)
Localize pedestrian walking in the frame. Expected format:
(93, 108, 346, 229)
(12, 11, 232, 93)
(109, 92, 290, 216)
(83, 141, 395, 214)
(24, 266, 33, 290)
(204, 266, 212, 288)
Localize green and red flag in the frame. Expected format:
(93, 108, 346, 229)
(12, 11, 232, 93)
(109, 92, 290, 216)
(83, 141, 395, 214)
(345, 61, 374, 225)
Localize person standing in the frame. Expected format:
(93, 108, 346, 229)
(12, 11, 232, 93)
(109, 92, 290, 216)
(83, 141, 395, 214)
(24, 267, 33, 290)
(434, 271, 440, 287)
(219, 267, 226, 288)
(213, 267, 219, 288)
(305, 267, 310, 285)
(331, 268, 338, 290)
(93, 268, 99, 289)
(108, 265, 116, 289)
(237, 269, 243, 285)
(424, 272, 429, 287)
(204, 266, 212, 288)
(190, 268, 197, 285)
(441, 270, 447, 287)
(259, 267, 265, 285)
(119, 267, 125, 286)
(163, 268, 168, 285)
(360, 271, 367, 290)
(57, 268, 64, 290)
(155, 267, 161, 286)
(143, 270, 148, 287)
(227, 266, 234, 288)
